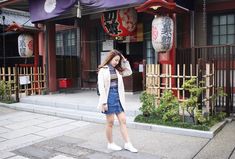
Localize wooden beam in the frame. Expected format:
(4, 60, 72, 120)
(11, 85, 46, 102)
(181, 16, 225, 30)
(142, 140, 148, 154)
(0, 0, 23, 7)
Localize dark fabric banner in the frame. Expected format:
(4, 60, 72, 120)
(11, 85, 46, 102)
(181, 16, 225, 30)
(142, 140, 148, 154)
(29, 0, 146, 22)
(29, 0, 193, 23)
(29, 0, 77, 23)
(80, 0, 146, 9)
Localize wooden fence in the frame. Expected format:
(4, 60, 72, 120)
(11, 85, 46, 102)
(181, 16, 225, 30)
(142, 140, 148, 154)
(0, 65, 46, 101)
(146, 63, 215, 113)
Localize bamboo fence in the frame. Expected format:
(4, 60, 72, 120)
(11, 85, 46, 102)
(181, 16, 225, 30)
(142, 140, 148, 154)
(0, 65, 46, 100)
(146, 63, 215, 113)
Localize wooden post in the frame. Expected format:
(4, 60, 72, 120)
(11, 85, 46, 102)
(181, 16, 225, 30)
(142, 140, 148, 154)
(157, 64, 160, 103)
(183, 64, 186, 101)
(212, 63, 215, 114)
(15, 65, 19, 102)
(206, 64, 210, 113)
(225, 45, 231, 116)
(177, 64, 180, 99)
(142, 59, 146, 91)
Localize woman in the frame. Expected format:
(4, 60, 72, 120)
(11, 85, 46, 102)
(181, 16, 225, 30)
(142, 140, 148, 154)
(97, 49, 138, 153)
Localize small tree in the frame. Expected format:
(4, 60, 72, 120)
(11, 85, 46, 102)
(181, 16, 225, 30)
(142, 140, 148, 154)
(181, 78, 205, 124)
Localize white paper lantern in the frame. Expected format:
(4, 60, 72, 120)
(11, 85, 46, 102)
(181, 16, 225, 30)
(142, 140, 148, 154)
(18, 34, 33, 57)
(152, 16, 173, 53)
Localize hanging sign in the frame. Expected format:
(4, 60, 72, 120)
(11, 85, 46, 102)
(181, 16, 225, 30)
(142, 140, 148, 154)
(18, 34, 33, 57)
(152, 16, 173, 53)
(101, 8, 137, 37)
(19, 76, 30, 85)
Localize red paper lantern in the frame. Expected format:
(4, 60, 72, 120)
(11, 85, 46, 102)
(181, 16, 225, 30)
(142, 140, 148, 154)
(152, 16, 173, 53)
(18, 34, 33, 57)
(101, 8, 137, 37)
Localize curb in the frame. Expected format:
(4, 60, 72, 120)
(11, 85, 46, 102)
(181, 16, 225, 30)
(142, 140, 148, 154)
(0, 102, 226, 139)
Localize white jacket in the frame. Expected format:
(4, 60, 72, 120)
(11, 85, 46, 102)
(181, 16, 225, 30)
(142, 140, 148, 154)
(97, 61, 132, 110)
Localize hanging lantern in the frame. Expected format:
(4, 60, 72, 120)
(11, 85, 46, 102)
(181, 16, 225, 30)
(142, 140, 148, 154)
(152, 16, 173, 53)
(18, 34, 33, 57)
(101, 8, 137, 37)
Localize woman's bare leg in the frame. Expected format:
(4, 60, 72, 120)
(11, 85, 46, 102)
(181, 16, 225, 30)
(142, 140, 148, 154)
(106, 114, 115, 143)
(116, 112, 130, 143)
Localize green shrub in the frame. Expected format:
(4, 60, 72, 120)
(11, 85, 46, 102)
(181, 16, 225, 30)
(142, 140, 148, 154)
(139, 91, 156, 116)
(155, 90, 180, 122)
(0, 80, 6, 100)
(135, 79, 227, 131)
(0, 80, 15, 103)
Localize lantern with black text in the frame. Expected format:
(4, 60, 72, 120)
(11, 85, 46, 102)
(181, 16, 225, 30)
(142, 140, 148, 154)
(18, 34, 33, 57)
(152, 16, 173, 53)
(101, 8, 137, 37)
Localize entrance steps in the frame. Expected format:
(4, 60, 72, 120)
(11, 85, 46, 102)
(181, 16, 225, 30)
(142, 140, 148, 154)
(11, 91, 142, 125)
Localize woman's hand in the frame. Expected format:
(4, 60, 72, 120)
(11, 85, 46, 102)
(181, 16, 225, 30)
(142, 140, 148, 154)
(101, 103, 108, 112)
(121, 54, 127, 62)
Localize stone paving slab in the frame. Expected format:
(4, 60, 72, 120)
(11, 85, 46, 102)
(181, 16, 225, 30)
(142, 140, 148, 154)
(0, 119, 15, 126)
(0, 106, 17, 115)
(194, 121, 235, 159)
(50, 155, 76, 159)
(37, 118, 76, 128)
(0, 151, 16, 158)
(13, 135, 162, 159)
(0, 126, 45, 139)
(0, 134, 43, 151)
(64, 123, 208, 159)
(34, 122, 90, 138)
(7, 114, 44, 122)
(0, 137, 6, 142)
(0, 126, 11, 133)
(4, 119, 46, 130)
(34, 115, 61, 122)
(230, 151, 235, 159)
(8, 156, 30, 159)
(0, 112, 33, 120)
(14, 145, 54, 159)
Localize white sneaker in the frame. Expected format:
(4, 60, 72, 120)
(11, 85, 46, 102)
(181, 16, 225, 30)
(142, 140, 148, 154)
(124, 142, 138, 153)
(107, 143, 122, 151)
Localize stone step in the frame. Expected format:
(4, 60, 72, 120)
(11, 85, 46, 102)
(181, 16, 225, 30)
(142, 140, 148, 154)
(19, 97, 141, 117)
(6, 102, 135, 124)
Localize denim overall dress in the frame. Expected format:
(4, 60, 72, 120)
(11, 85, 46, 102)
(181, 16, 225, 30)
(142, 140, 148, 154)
(103, 65, 124, 115)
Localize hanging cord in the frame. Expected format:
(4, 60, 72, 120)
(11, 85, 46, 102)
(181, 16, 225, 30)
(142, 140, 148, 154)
(202, 0, 206, 31)
(22, 18, 31, 26)
(2, 15, 6, 68)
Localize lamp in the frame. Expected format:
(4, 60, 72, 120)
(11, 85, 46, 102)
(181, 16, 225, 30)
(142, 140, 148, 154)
(150, 6, 161, 10)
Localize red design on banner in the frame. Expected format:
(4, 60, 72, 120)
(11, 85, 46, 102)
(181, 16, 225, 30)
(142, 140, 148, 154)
(101, 8, 137, 37)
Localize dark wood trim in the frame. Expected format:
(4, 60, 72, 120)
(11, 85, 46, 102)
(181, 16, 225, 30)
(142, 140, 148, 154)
(196, 1, 235, 13)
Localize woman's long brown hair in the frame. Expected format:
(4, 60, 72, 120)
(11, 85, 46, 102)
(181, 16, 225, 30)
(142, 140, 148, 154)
(98, 49, 124, 72)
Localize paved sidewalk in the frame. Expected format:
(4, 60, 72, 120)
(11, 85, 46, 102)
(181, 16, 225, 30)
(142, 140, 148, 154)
(0, 106, 235, 159)
(1, 91, 227, 138)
